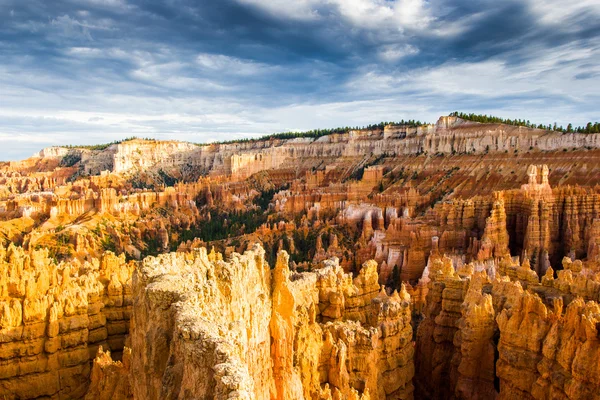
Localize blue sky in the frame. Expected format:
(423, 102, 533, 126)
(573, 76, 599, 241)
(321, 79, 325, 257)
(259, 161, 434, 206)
(1, 0, 599, 160)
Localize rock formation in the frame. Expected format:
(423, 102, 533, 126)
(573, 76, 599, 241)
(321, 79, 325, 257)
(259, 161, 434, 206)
(414, 249, 600, 400)
(0, 245, 133, 399)
(30, 117, 600, 178)
(85, 347, 132, 400)
(129, 245, 413, 399)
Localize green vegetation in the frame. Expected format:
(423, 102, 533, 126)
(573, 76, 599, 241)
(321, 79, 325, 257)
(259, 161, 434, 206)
(34, 230, 74, 262)
(63, 136, 157, 151)
(91, 224, 102, 236)
(289, 229, 319, 265)
(141, 235, 162, 258)
(386, 167, 407, 185)
(450, 112, 600, 133)
(59, 153, 82, 167)
(157, 169, 178, 187)
(180, 209, 271, 243)
(346, 153, 387, 182)
(56, 119, 427, 150)
(253, 188, 279, 211)
(90, 221, 117, 253)
(101, 234, 116, 253)
(198, 120, 427, 146)
(56, 232, 70, 246)
(52, 112, 600, 154)
(35, 244, 73, 263)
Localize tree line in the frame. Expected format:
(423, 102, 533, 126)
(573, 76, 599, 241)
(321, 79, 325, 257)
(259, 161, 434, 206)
(57, 119, 433, 151)
(450, 112, 600, 134)
(200, 120, 428, 146)
(63, 137, 157, 151)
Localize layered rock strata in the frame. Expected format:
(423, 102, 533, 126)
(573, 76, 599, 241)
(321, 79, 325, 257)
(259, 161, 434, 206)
(415, 252, 600, 400)
(2, 117, 600, 400)
(129, 245, 414, 399)
(34, 118, 600, 177)
(0, 245, 133, 399)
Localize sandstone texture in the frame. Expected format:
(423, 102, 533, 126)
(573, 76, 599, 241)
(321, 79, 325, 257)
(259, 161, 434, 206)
(129, 245, 413, 399)
(0, 246, 132, 399)
(30, 117, 600, 178)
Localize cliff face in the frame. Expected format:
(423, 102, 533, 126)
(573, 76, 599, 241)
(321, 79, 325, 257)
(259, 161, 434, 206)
(130, 246, 273, 400)
(501, 181, 600, 274)
(129, 245, 413, 400)
(414, 249, 600, 400)
(0, 245, 132, 399)
(85, 346, 132, 400)
(33, 117, 600, 178)
(88, 242, 600, 400)
(496, 293, 600, 400)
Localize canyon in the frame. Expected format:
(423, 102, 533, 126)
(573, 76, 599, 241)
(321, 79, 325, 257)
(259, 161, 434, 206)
(1, 116, 600, 399)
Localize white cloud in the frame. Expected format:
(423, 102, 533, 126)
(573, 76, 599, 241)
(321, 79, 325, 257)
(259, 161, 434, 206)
(81, 0, 128, 6)
(346, 39, 600, 101)
(378, 44, 419, 62)
(526, 0, 600, 26)
(51, 15, 94, 40)
(235, 0, 323, 21)
(2, 0, 600, 161)
(49, 13, 118, 42)
(3, 36, 600, 160)
(237, 0, 435, 31)
(195, 53, 277, 76)
(66, 46, 103, 56)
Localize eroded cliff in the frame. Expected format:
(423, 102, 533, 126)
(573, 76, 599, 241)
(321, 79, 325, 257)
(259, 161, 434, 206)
(0, 245, 133, 399)
(128, 245, 413, 399)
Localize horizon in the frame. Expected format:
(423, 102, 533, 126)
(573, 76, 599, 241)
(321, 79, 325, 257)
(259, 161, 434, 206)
(2, 0, 600, 160)
(13, 111, 600, 160)
(6, 111, 600, 161)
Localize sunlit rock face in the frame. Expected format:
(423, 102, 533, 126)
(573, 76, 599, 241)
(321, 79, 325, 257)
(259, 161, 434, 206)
(413, 248, 600, 400)
(75, 245, 600, 400)
(85, 346, 132, 400)
(30, 116, 600, 179)
(0, 245, 133, 399)
(128, 245, 413, 400)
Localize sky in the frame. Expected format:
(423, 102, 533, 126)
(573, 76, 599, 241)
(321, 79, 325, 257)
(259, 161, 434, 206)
(1, 0, 600, 160)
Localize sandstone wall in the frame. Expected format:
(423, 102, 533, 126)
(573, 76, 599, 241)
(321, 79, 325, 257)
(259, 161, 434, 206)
(0, 245, 133, 399)
(85, 346, 132, 400)
(415, 252, 600, 400)
(129, 245, 414, 400)
(130, 246, 273, 399)
(34, 117, 600, 179)
(501, 185, 600, 273)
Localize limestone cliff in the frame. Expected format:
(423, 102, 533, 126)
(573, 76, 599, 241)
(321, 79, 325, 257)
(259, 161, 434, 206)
(33, 117, 600, 178)
(0, 245, 133, 399)
(129, 245, 413, 399)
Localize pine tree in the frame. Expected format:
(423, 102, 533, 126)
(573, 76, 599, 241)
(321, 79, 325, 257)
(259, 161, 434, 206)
(391, 265, 401, 291)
